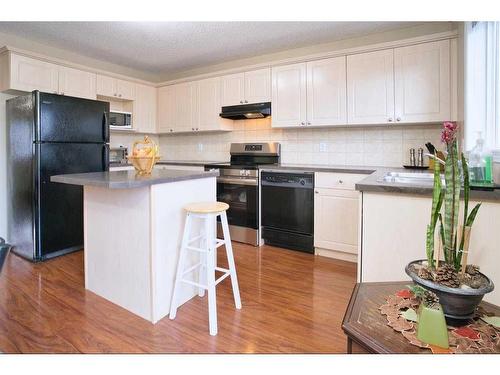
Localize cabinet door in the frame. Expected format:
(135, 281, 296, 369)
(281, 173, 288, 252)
(157, 85, 175, 133)
(314, 188, 359, 254)
(96, 74, 116, 97)
(271, 63, 307, 128)
(9, 53, 59, 93)
(58, 66, 96, 99)
(394, 40, 450, 123)
(221, 73, 244, 106)
(173, 82, 194, 132)
(244, 68, 271, 104)
(197, 77, 222, 131)
(115, 78, 136, 100)
(306, 57, 347, 126)
(347, 49, 395, 124)
(134, 84, 157, 133)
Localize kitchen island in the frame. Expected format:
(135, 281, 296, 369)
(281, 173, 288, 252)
(51, 169, 218, 323)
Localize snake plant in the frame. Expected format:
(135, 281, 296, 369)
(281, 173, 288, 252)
(426, 122, 482, 271)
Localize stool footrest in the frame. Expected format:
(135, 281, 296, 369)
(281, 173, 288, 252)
(181, 262, 202, 276)
(187, 235, 203, 245)
(215, 271, 230, 286)
(215, 239, 225, 248)
(185, 245, 207, 253)
(181, 278, 207, 289)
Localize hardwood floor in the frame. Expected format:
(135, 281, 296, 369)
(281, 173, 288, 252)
(0, 243, 357, 353)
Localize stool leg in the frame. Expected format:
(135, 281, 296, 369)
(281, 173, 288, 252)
(169, 213, 192, 320)
(198, 220, 206, 297)
(205, 214, 218, 336)
(220, 211, 242, 310)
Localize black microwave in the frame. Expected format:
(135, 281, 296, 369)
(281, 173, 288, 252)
(109, 111, 132, 130)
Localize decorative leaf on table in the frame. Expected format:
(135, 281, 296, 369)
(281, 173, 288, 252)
(453, 326, 480, 340)
(388, 317, 414, 332)
(400, 308, 419, 322)
(402, 330, 428, 349)
(396, 289, 413, 298)
(386, 295, 404, 306)
(480, 315, 500, 328)
(397, 299, 412, 309)
(429, 344, 452, 354)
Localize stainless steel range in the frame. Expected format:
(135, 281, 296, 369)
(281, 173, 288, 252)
(205, 142, 281, 246)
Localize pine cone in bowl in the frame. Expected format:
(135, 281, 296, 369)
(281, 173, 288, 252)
(434, 263, 460, 288)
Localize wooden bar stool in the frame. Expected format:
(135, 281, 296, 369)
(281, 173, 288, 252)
(169, 201, 242, 336)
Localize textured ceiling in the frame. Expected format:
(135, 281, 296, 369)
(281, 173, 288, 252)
(0, 22, 419, 77)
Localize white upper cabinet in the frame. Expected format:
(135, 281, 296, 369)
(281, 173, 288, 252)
(221, 68, 271, 106)
(271, 63, 307, 127)
(9, 54, 59, 94)
(133, 84, 157, 133)
(157, 85, 175, 133)
(347, 49, 395, 125)
(58, 66, 96, 99)
(394, 40, 451, 123)
(221, 73, 244, 106)
(244, 68, 271, 104)
(306, 57, 347, 126)
(197, 77, 222, 131)
(97, 74, 135, 100)
(6, 53, 96, 99)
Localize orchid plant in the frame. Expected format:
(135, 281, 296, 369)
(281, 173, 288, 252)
(425, 122, 481, 271)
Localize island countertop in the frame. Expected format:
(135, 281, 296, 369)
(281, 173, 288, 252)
(51, 169, 219, 189)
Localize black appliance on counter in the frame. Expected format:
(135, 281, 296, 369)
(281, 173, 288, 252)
(205, 142, 280, 246)
(261, 171, 315, 253)
(7, 91, 110, 262)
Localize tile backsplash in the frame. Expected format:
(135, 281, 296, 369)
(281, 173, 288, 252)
(110, 132, 160, 154)
(158, 118, 444, 167)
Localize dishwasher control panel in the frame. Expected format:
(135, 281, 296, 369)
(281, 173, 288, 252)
(261, 171, 314, 188)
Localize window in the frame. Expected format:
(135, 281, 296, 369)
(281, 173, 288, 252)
(465, 21, 500, 151)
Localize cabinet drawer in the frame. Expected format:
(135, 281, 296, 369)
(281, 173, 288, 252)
(315, 172, 366, 190)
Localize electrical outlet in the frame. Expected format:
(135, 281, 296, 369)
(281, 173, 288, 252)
(319, 141, 328, 152)
(198, 143, 203, 152)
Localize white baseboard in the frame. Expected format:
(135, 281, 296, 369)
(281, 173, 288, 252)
(315, 247, 357, 263)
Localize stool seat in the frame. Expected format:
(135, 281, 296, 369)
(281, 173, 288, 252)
(183, 201, 229, 214)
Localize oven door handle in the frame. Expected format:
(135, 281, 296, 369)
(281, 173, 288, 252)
(217, 177, 258, 186)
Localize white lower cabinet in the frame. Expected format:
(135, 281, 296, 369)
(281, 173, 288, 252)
(314, 172, 365, 262)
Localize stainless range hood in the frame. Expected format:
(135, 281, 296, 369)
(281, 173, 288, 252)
(219, 102, 271, 120)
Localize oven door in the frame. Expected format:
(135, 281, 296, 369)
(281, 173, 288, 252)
(216, 177, 258, 229)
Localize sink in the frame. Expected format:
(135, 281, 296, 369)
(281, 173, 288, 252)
(379, 172, 444, 185)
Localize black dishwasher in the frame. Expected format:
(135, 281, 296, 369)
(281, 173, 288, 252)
(261, 171, 314, 253)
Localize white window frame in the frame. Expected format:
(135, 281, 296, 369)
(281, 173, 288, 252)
(465, 21, 500, 151)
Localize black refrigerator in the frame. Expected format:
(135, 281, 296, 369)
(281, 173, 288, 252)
(7, 91, 110, 262)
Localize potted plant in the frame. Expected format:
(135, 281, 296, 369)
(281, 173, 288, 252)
(405, 121, 494, 321)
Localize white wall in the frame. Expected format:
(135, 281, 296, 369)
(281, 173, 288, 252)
(0, 93, 14, 239)
(159, 118, 443, 166)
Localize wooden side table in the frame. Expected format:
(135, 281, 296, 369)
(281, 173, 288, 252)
(342, 281, 500, 354)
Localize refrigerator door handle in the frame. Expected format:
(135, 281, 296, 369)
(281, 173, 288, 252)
(103, 111, 109, 143)
(102, 144, 110, 171)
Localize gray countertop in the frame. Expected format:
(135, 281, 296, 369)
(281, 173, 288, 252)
(51, 169, 219, 189)
(355, 167, 500, 201)
(260, 163, 500, 201)
(109, 160, 225, 168)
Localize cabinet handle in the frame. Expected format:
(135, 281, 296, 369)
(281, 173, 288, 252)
(388, 117, 393, 122)
(245, 100, 248, 103)
(396, 117, 401, 122)
(196, 128, 199, 131)
(192, 128, 194, 131)
(301, 122, 305, 125)
(339, 180, 344, 184)
(170, 129, 173, 132)
(307, 122, 311, 125)
(114, 93, 117, 96)
(239, 100, 243, 104)
(315, 190, 319, 194)
(118, 94, 122, 98)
